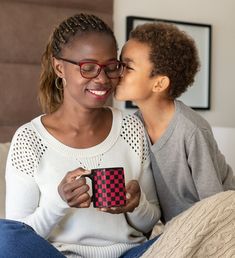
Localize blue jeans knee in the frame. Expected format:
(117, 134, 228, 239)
(0, 219, 65, 258)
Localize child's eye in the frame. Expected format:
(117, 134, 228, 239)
(126, 66, 134, 70)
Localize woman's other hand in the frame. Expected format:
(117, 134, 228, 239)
(99, 180, 141, 214)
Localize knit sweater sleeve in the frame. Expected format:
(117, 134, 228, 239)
(5, 125, 69, 238)
(188, 127, 235, 199)
(123, 115, 161, 233)
(126, 159, 161, 234)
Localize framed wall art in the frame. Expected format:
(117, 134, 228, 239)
(125, 16, 212, 110)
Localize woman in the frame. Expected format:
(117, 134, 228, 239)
(0, 14, 160, 258)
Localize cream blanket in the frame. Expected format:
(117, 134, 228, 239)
(142, 191, 235, 258)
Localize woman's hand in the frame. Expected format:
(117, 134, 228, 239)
(58, 168, 91, 208)
(99, 180, 141, 214)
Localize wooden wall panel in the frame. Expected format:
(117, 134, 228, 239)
(0, 63, 40, 124)
(0, 2, 113, 64)
(8, 0, 113, 14)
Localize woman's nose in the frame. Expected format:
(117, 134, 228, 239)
(93, 68, 110, 83)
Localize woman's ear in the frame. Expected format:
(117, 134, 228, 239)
(152, 75, 170, 93)
(52, 57, 64, 78)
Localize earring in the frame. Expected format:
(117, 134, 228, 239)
(62, 78, 67, 87)
(55, 77, 63, 90)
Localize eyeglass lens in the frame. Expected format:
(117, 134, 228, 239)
(80, 62, 123, 79)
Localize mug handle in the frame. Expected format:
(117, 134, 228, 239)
(79, 173, 95, 204)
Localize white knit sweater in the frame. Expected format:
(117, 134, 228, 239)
(5, 107, 160, 258)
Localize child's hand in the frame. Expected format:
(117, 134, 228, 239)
(99, 180, 141, 214)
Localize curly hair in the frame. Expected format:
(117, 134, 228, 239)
(129, 22, 200, 99)
(39, 13, 117, 113)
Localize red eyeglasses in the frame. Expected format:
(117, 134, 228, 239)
(56, 57, 125, 79)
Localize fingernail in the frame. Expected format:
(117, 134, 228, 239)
(126, 193, 131, 199)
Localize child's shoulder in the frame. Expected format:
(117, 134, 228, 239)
(177, 100, 211, 131)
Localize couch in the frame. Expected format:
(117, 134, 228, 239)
(0, 142, 10, 218)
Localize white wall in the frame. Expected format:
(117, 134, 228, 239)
(212, 127, 235, 172)
(113, 0, 235, 127)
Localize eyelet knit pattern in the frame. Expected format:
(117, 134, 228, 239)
(11, 127, 47, 177)
(120, 114, 149, 164)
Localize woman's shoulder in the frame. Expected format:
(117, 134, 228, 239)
(110, 107, 143, 125)
(110, 107, 149, 161)
(10, 116, 45, 144)
(113, 108, 145, 133)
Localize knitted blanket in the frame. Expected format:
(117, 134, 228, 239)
(142, 191, 235, 258)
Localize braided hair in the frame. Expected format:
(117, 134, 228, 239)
(39, 13, 117, 113)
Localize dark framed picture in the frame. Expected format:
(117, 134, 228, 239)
(125, 16, 212, 110)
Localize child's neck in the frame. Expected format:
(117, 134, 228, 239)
(139, 99, 175, 144)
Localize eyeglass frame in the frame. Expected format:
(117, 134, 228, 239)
(55, 57, 125, 79)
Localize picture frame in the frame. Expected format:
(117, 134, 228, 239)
(125, 16, 212, 110)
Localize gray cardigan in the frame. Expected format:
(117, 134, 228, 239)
(136, 100, 235, 223)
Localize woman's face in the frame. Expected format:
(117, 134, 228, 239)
(56, 33, 119, 109)
(115, 39, 156, 104)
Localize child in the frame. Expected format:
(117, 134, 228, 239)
(115, 22, 235, 224)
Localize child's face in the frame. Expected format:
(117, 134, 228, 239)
(115, 39, 156, 104)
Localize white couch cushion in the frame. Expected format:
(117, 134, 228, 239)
(0, 142, 10, 218)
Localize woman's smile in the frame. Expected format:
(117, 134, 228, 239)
(86, 87, 112, 99)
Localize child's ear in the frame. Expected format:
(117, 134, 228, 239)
(152, 75, 170, 93)
(52, 57, 64, 78)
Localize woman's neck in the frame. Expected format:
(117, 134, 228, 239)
(42, 106, 112, 148)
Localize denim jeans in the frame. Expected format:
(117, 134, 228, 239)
(0, 219, 65, 258)
(120, 235, 160, 258)
(0, 219, 159, 258)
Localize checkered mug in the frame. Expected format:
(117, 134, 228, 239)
(83, 167, 126, 208)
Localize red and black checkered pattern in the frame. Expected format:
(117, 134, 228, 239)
(92, 167, 126, 208)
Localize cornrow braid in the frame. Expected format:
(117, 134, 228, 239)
(51, 13, 117, 57)
(39, 13, 117, 114)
